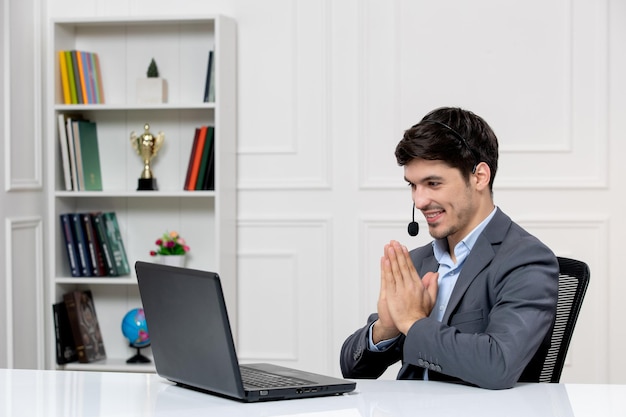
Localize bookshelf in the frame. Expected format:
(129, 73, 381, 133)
(45, 16, 237, 372)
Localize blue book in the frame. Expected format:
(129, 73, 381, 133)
(71, 213, 93, 276)
(59, 214, 80, 277)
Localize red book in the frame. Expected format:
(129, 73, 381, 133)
(184, 128, 201, 190)
(187, 126, 208, 190)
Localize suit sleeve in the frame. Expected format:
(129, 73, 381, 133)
(340, 313, 405, 379)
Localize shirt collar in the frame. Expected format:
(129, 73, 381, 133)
(432, 206, 498, 261)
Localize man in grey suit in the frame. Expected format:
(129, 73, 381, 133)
(340, 107, 558, 390)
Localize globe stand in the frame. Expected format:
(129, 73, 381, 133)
(126, 344, 151, 364)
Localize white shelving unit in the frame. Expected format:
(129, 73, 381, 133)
(45, 16, 237, 372)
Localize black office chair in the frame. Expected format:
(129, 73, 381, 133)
(538, 257, 590, 383)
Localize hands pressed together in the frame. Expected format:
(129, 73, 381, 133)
(372, 240, 439, 344)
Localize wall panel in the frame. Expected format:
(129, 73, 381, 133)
(4, 0, 42, 190)
(360, 0, 608, 190)
(4, 217, 44, 369)
(1, 0, 46, 370)
(237, 218, 333, 372)
(237, 1, 332, 189)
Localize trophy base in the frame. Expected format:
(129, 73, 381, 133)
(137, 178, 158, 191)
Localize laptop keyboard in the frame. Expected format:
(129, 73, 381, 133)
(240, 366, 315, 389)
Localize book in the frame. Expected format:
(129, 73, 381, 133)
(187, 126, 208, 190)
(70, 119, 84, 190)
(195, 126, 213, 190)
(184, 128, 201, 190)
(57, 113, 73, 191)
(88, 53, 100, 103)
(102, 212, 130, 276)
(69, 51, 83, 104)
(63, 290, 106, 363)
(208, 51, 216, 102)
(79, 51, 93, 104)
(84, 52, 97, 104)
(76, 120, 103, 191)
(65, 51, 78, 104)
(59, 213, 80, 277)
(58, 51, 71, 105)
(92, 53, 105, 103)
(70, 212, 92, 276)
(203, 126, 216, 190)
(66, 115, 82, 190)
(81, 212, 106, 276)
(203, 50, 213, 102)
(91, 212, 118, 276)
(76, 51, 89, 104)
(52, 301, 78, 365)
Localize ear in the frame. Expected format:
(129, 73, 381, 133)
(472, 161, 491, 191)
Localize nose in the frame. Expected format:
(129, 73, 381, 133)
(412, 186, 430, 210)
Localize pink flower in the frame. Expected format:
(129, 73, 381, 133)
(151, 230, 190, 256)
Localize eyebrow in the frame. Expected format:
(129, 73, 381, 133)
(404, 174, 445, 184)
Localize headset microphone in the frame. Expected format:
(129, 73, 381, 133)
(407, 204, 419, 236)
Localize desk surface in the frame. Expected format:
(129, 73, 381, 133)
(1, 368, 624, 417)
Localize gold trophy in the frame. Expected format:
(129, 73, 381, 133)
(130, 123, 165, 190)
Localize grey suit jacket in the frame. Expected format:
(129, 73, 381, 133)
(340, 208, 558, 389)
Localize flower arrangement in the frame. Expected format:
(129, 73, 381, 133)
(150, 231, 190, 256)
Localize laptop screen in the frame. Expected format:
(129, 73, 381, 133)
(135, 261, 245, 398)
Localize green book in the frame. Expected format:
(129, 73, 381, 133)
(70, 50, 84, 104)
(76, 120, 103, 191)
(91, 212, 118, 276)
(102, 212, 130, 276)
(65, 51, 78, 104)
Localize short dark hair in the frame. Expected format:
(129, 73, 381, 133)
(395, 107, 499, 190)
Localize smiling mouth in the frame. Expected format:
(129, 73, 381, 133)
(424, 210, 444, 223)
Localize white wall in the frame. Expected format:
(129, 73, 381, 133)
(2, 0, 624, 383)
(0, 0, 46, 369)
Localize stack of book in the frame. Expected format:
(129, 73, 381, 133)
(57, 113, 102, 191)
(184, 125, 215, 190)
(58, 50, 105, 104)
(53, 290, 106, 364)
(60, 211, 130, 277)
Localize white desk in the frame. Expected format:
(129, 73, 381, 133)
(1, 368, 624, 417)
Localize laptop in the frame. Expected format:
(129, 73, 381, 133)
(134, 261, 356, 402)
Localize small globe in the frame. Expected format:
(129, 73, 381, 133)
(121, 308, 150, 348)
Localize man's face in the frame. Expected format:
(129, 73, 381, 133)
(404, 158, 479, 247)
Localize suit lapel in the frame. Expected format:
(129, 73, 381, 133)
(441, 208, 511, 323)
(418, 255, 439, 275)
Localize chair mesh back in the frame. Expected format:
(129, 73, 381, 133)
(538, 257, 590, 383)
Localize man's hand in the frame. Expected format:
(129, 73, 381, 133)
(373, 251, 401, 344)
(381, 240, 439, 335)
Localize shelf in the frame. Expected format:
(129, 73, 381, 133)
(54, 103, 215, 111)
(55, 191, 216, 198)
(56, 276, 137, 285)
(62, 357, 156, 373)
(54, 15, 222, 26)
